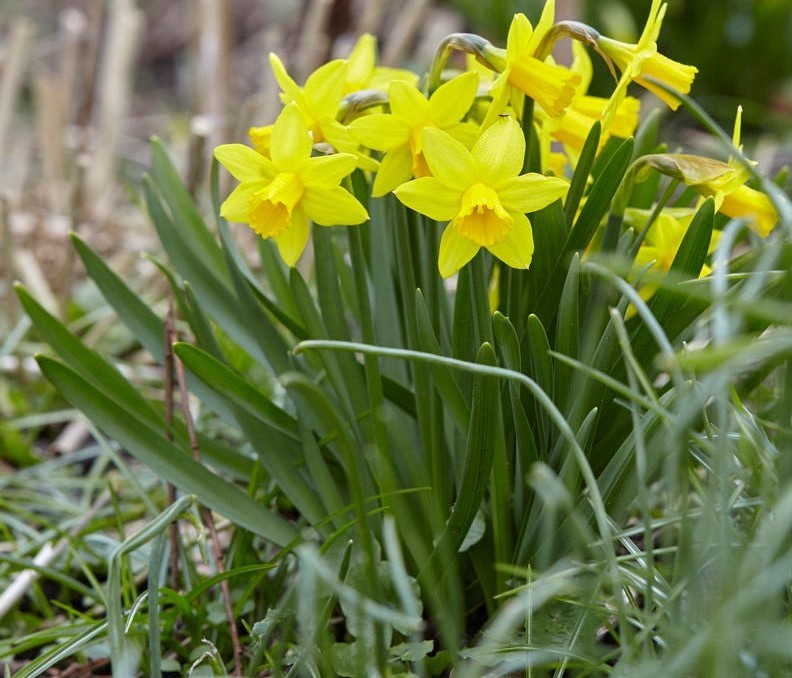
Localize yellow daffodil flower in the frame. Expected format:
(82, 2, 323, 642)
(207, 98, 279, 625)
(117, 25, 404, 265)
(248, 54, 376, 170)
(394, 116, 569, 277)
(628, 207, 713, 308)
(599, 0, 697, 125)
(692, 107, 778, 236)
(349, 71, 480, 197)
(484, 1, 580, 126)
(344, 33, 419, 94)
(539, 42, 640, 171)
(215, 104, 368, 266)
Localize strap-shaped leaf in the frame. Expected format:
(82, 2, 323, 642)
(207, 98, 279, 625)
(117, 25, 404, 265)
(415, 289, 469, 430)
(420, 343, 500, 581)
(72, 233, 164, 362)
(36, 356, 299, 547)
(173, 342, 298, 439)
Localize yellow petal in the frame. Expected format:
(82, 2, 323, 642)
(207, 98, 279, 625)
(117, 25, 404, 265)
(420, 128, 476, 190)
(389, 80, 429, 123)
(302, 186, 368, 225)
(483, 72, 513, 129)
(445, 121, 480, 149)
(372, 145, 413, 197)
(300, 153, 357, 188)
(427, 71, 478, 126)
(349, 113, 411, 151)
(219, 181, 260, 222)
(271, 104, 312, 167)
(248, 124, 273, 157)
(471, 117, 524, 183)
(720, 185, 778, 237)
(214, 144, 274, 181)
(303, 59, 347, 114)
(487, 212, 534, 269)
(525, 0, 555, 54)
(269, 53, 303, 106)
(498, 173, 569, 213)
(506, 13, 533, 61)
(394, 177, 461, 221)
(346, 34, 376, 91)
(273, 206, 311, 266)
(438, 223, 480, 278)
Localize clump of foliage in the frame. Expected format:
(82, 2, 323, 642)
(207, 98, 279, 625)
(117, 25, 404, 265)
(4, 1, 792, 675)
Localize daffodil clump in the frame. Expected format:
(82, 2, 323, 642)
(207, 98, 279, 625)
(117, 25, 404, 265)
(24, 1, 791, 674)
(215, 0, 778, 286)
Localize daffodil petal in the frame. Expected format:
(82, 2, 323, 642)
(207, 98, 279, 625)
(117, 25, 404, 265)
(394, 177, 460, 220)
(445, 121, 480, 149)
(304, 59, 346, 114)
(525, 0, 555, 54)
(372, 145, 413, 197)
(498, 173, 569, 213)
(219, 181, 261, 222)
(472, 117, 524, 181)
(302, 186, 368, 226)
(486, 212, 534, 269)
(427, 71, 478, 126)
(271, 104, 312, 167)
(349, 114, 411, 151)
(273, 207, 311, 266)
(389, 80, 429, 123)
(421, 128, 476, 190)
(347, 34, 376, 90)
(438, 223, 480, 278)
(483, 72, 512, 129)
(506, 14, 533, 61)
(269, 53, 303, 105)
(214, 144, 275, 182)
(300, 153, 357, 188)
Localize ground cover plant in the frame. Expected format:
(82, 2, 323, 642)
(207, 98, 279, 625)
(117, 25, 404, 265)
(3, 0, 792, 675)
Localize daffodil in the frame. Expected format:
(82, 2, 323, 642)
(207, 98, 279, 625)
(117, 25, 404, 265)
(248, 54, 376, 170)
(344, 33, 419, 94)
(628, 207, 713, 307)
(483, 1, 580, 126)
(672, 108, 778, 236)
(214, 104, 368, 266)
(538, 42, 640, 170)
(599, 0, 697, 123)
(349, 71, 480, 197)
(394, 116, 569, 277)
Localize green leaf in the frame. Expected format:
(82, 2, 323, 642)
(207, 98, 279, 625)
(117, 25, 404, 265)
(420, 343, 500, 581)
(35, 356, 299, 546)
(525, 314, 553, 456)
(16, 283, 160, 427)
(535, 137, 634, 326)
(150, 138, 226, 274)
(173, 343, 298, 438)
(71, 233, 164, 362)
(493, 312, 538, 470)
(415, 289, 469, 431)
(142, 176, 274, 370)
(565, 121, 601, 226)
(555, 252, 581, 406)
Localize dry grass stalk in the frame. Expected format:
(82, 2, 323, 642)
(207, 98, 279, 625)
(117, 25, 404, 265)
(33, 70, 66, 213)
(381, 0, 433, 66)
(296, 0, 334, 81)
(196, 0, 232, 154)
(0, 18, 33, 178)
(86, 0, 142, 221)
